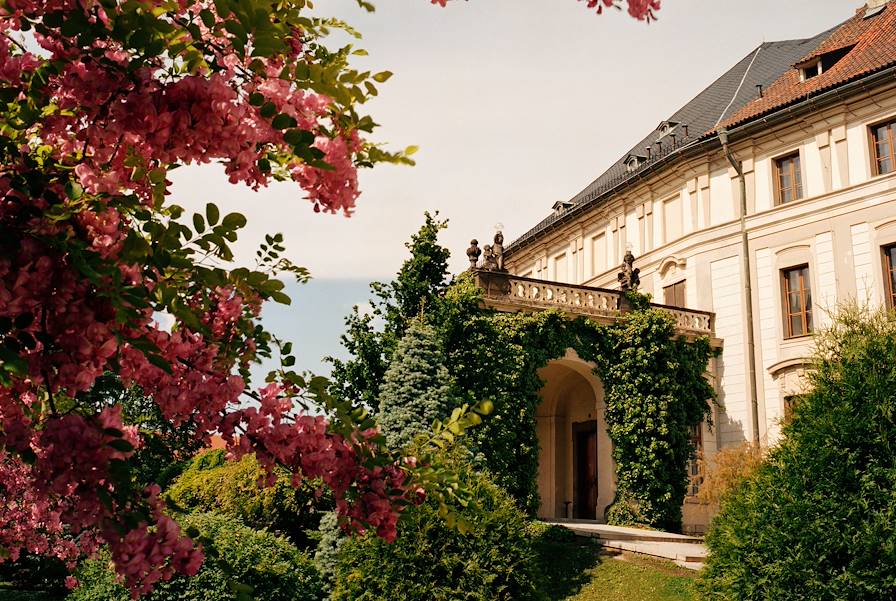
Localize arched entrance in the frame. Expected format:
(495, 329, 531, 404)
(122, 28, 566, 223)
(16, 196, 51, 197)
(535, 353, 614, 521)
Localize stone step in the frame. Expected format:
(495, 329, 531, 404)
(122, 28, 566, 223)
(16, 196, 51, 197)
(546, 520, 708, 570)
(600, 539, 707, 567)
(549, 519, 704, 544)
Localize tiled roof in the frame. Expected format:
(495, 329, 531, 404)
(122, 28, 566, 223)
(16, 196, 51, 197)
(718, 4, 896, 129)
(507, 24, 838, 254)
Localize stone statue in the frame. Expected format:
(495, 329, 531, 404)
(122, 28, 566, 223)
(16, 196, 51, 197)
(617, 250, 640, 292)
(493, 231, 505, 272)
(482, 244, 498, 271)
(466, 239, 481, 270)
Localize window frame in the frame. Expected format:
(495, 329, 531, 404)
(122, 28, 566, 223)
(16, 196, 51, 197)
(686, 423, 703, 497)
(781, 264, 813, 339)
(773, 151, 803, 205)
(884, 243, 896, 309)
(663, 280, 686, 307)
(870, 117, 896, 177)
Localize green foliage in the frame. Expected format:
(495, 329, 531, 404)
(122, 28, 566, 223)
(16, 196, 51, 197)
(71, 513, 324, 601)
(699, 305, 896, 600)
(75, 374, 203, 489)
(578, 305, 716, 531)
(0, 554, 67, 597)
(328, 211, 450, 407)
(165, 450, 327, 549)
(529, 522, 601, 599)
(377, 317, 455, 448)
(435, 275, 577, 513)
(330, 448, 541, 601)
(330, 216, 715, 522)
(311, 512, 345, 594)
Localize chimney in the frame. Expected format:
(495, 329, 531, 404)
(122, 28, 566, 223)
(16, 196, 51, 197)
(866, 0, 888, 8)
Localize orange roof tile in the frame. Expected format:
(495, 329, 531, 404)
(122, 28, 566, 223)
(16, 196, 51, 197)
(717, 4, 896, 131)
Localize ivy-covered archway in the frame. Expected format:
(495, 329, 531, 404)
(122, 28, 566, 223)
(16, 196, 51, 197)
(436, 278, 717, 532)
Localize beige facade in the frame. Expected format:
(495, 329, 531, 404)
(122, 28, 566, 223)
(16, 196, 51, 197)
(502, 10, 896, 530)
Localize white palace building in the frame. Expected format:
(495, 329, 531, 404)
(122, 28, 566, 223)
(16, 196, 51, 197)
(475, 1, 896, 531)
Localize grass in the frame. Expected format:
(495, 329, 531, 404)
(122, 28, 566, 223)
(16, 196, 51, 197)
(568, 551, 698, 601)
(531, 524, 698, 601)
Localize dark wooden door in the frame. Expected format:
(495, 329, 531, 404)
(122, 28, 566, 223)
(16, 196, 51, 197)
(573, 421, 598, 519)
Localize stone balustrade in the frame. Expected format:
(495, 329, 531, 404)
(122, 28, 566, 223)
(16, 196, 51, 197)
(473, 270, 715, 337)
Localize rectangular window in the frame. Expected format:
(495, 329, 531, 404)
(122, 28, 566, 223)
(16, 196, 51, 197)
(872, 119, 896, 176)
(884, 244, 896, 308)
(554, 253, 567, 283)
(592, 234, 606, 274)
(687, 424, 703, 497)
(663, 195, 682, 243)
(782, 265, 813, 338)
(774, 152, 803, 204)
(663, 280, 686, 307)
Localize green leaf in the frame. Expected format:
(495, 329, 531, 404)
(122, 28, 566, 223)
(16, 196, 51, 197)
(206, 203, 220, 226)
(222, 213, 247, 230)
(272, 113, 297, 130)
(199, 8, 216, 28)
(192, 213, 206, 234)
(372, 70, 393, 83)
(284, 129, 315, 147)
(147, 353, 173, 374)
(108, 439, 135, 453)
(269, 290, 291, 305)
(259, 102, 277, 118)
(248, 92, 265, 106)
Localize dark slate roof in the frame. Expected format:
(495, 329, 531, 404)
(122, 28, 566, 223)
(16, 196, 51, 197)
(507, 24, 840, 255)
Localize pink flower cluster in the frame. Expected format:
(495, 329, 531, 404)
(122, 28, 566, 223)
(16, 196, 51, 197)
(431, 0, 660, 21)
(104, 486, 204, 596)
(0, 0, 482, 595)
(223, 384, 410, 542)
(581, 0, 661, 20)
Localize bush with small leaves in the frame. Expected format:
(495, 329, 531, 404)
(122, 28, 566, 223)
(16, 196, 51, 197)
(331, 447, 541, 601)
(165, 450, 328, 549)
(70, 513, 324, 601)
(699, 305, 896, 600)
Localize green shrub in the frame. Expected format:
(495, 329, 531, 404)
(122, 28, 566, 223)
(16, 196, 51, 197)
(311, 512, 345, 593)
(377, 317, 455, 449)
(70, 513, 323, 601)
(699, 306, 896, 600)
(165, 450, 326, 548)
(330, 449, 541, 601)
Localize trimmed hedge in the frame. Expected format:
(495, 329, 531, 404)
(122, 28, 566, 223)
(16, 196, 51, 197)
(699, 306, 896, 600)
(70, 513, 323, 601)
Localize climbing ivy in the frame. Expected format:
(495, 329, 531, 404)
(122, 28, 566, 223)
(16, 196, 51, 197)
(330, 216, 716, 530)
(436, 282, 716, 529)
(576, 292, 717, 531)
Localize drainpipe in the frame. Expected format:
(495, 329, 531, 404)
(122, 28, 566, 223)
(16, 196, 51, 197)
(718, 128, 761, 447)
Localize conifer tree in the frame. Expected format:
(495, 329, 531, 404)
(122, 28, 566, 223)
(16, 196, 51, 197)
(377, 318, 454, 448)
(329, 212, 450, 407)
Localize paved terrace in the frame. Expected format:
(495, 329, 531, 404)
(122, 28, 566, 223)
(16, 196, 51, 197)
(472, 270, 718, 342)
(547, 520, 708, 570)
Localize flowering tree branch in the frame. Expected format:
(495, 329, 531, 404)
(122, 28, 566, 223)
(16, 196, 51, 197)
(0, 0, 655, 596)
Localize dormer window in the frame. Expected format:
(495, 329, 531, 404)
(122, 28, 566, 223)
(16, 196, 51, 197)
(624, 153, 647, 173)
(657, 121, 679, 139)
(799, 59, 821, 81)
(552, 200, 573, 215)
(796, 45, 855, 82)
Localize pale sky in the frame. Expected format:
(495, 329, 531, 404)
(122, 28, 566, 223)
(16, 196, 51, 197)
(168, 0, 856, 375)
